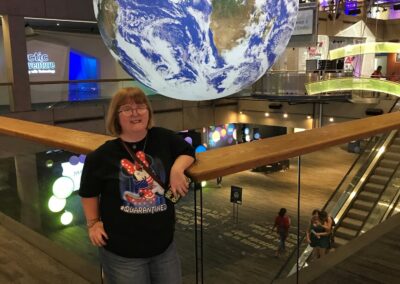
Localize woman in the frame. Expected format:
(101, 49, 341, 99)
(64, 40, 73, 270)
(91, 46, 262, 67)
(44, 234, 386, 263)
(273, 208, 291, 257)
(307, 210, 331, 260)
(79, 87, 195, 284)
(316, 210, 333, 257)
(306, 209, 321, 261)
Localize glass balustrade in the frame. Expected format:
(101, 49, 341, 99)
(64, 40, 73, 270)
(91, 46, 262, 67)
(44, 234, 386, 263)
(29, 79, 158, 110)
(0, 84, 11, 113)
(1, 128, 400, 283)
(252, 71, 354, 97)
(274, 129, 400, 281)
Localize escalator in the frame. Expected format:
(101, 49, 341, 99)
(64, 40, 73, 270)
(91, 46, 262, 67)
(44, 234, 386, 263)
(334, 131, 400, 247)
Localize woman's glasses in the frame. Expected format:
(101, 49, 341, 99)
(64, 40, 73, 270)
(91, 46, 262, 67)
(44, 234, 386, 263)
(118, 104, 148, 116)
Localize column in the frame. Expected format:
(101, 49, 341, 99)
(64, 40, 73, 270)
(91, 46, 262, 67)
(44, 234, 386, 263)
(2, 15, 31, 111)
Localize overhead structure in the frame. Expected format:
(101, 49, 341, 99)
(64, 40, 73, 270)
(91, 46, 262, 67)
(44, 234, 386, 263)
(329, 42, 400, 60)
(305, 78, 400, 97)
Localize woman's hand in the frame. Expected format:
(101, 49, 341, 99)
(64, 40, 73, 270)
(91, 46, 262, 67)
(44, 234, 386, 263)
(88, 221, 108, 247)
(169, 168, 190, 198)
(169, 155, 194, 199)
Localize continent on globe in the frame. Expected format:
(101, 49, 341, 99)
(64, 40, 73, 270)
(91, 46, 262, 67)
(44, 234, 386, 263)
(211, 0, 257, 53)
(96, 0, 119, 53)
(94, 0, 299, 101)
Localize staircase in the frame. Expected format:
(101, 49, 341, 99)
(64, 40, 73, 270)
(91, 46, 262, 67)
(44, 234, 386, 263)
(334, 133, 400, 247)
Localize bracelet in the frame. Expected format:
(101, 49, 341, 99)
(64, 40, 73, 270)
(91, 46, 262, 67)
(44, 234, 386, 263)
(86, 218, 100, 228)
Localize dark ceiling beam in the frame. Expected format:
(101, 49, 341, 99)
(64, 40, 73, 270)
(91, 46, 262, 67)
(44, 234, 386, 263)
(0, 0, 95, 21)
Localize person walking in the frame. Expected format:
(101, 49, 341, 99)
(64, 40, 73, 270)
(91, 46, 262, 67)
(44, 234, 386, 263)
(272, 208, 291, 257)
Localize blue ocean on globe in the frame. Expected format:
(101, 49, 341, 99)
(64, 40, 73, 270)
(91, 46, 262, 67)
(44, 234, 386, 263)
(94, 0, 299, 100)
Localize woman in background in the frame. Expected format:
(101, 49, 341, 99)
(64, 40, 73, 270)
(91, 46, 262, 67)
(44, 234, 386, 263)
(273, 208, 291, 257)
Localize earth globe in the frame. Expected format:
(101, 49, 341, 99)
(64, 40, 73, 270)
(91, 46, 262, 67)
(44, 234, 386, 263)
(94, 0, 299, 100)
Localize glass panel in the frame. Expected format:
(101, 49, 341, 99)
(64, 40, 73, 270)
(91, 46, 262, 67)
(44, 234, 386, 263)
(198, 144, 357, 283)
(275, 130, 400, 280)
(0, 135, 98, 264)
(272, 144, 358, 280)
(0, 134, 198, 278)
(252, 71, 353, 97)
(0, 85, 11, 113)
(30, 80, 158, 109)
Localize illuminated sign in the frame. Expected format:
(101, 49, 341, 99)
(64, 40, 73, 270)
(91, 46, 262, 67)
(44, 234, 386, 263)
(27, 51, 56, 74)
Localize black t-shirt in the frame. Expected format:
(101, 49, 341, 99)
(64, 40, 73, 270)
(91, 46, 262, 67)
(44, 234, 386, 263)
(79, 127, 195, 258)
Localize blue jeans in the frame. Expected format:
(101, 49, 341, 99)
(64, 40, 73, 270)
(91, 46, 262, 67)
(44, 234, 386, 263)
(99, 241, 181, 284)
(278, 231, 287, 252)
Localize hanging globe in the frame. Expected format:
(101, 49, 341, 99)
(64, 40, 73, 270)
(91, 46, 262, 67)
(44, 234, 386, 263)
(94, 0, 298, 100)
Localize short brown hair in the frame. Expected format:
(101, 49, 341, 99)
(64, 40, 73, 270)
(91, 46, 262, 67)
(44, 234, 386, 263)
(106, 87, 153, 136)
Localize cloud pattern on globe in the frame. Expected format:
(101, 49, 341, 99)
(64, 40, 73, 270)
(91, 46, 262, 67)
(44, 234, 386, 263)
(94, 0, 299, 100)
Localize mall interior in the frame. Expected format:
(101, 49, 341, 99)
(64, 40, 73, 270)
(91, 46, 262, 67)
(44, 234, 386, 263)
(0, 0, 400, 283)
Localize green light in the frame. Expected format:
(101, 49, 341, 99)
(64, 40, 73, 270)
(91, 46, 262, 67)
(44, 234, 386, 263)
(52, 176, 74, 199)
(305, 78, 400, 97)
(48, 196, 66, 213)
(60, 211, 73, 225)
(45, 160, 53, 168)
(329, 42, 400, 60)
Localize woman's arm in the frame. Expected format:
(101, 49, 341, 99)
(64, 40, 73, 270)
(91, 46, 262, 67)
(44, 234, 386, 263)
(81, 197, 108, 246)
(316, 223, 331, 236)
(320, 219, 332, 232)
(169, 155, 195, 197)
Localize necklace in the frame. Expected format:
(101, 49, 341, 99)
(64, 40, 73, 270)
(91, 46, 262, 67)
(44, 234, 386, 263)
(130, 133, 148, 153)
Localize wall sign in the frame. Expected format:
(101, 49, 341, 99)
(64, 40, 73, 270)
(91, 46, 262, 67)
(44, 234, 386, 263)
(27, 52, 56, 74)
(230, 186, 243, 204)
(292, 9, 314, 36)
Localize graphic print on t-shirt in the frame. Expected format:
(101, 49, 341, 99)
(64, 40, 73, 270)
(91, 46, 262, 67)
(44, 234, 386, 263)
(119, 151, 167, 214)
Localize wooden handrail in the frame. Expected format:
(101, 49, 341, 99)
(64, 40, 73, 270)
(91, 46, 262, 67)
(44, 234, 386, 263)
(0, 113, 400, 181)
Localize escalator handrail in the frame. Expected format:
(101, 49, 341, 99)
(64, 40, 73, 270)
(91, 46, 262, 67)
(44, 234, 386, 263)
(379, 147, 400, 222)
